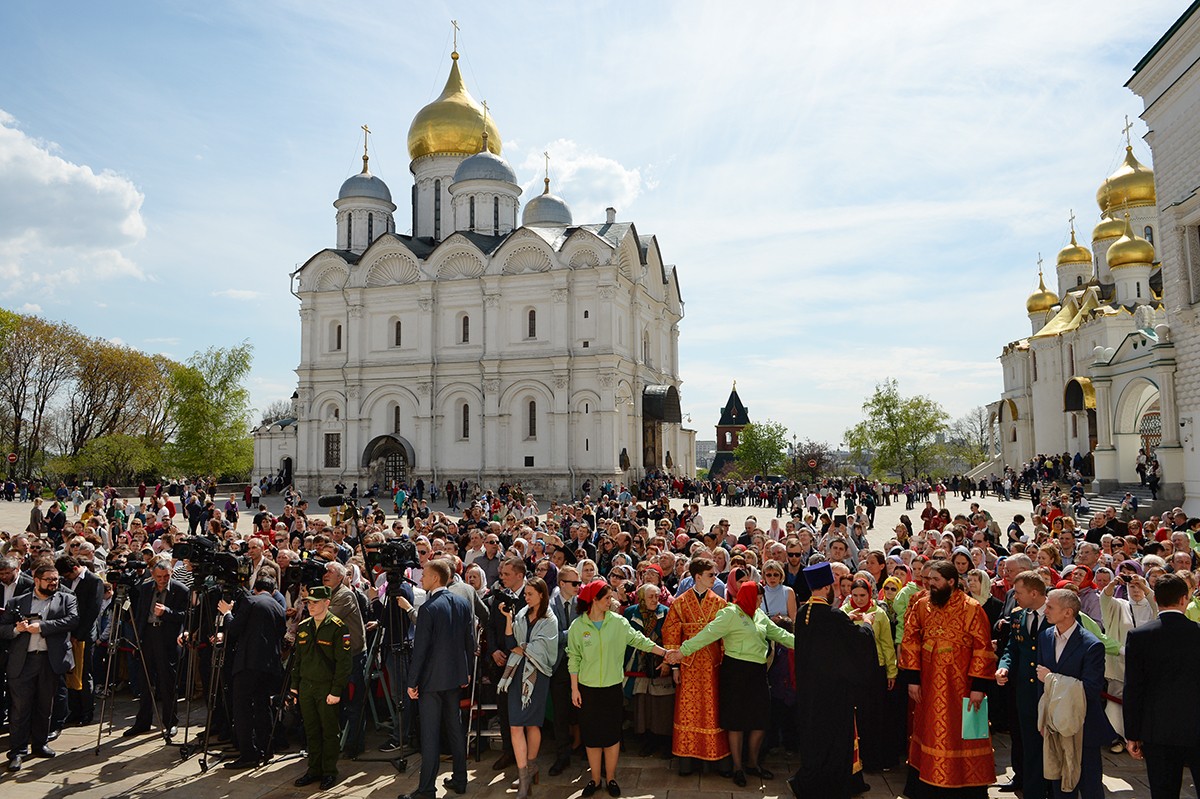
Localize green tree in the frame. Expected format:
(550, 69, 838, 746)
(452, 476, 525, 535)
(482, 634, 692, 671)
(784, 438, 836, 483)
(167, 341, 254, 478)
(733, 420, 790, 477)
(844, 379, 948, 481)
(73, 434, 164, 485)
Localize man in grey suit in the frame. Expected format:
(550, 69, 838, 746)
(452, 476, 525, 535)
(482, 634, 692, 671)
(0, 562, 78, 771)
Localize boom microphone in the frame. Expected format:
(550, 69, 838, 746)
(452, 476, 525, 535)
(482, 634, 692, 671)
(317, 494, 345, 508)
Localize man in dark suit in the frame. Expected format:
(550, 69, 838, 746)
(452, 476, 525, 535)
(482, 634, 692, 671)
(125, 557, 189, 739)
(995, 570, 1052, 798)
(1037, 587, 1114, 799)
(400, 559, 474, 799)
(219, 574, 286, 768)
(55, 554, 104, 725)
(0, 557, 33, 728)
(1123, 573, 1200, 798)
(0, 562, 78, 771)
(483, 557, 526, 771)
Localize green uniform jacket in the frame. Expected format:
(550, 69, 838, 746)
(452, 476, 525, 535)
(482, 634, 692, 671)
(292, 612, 353, 697)
(678, 604, 794, 663)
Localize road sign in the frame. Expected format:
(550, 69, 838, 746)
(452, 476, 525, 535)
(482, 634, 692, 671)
(807, 459, 818, 468)
(5, 453, 15, 464)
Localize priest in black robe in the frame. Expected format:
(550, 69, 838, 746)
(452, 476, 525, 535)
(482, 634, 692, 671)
(787, 562, 877, 799)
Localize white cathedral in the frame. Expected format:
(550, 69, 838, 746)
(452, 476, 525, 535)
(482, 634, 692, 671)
(254, 48, 695, 498)
(983, 134, 1184, 505)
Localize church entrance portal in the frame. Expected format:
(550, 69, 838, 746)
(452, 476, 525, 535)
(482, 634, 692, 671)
(361, 435, 416, 493)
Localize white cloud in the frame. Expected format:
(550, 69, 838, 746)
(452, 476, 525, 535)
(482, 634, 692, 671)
(518, 139, 644, 224)
(211, 289, 262, 300)
(0, 110, 146, 289)
(19, 303, 41, 314)
(144, 336, 181, 345)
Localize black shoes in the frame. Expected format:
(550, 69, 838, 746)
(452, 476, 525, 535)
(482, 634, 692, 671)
(6, 755, 20, 772)
(319, 775, 337, 790)
(745, 765, 773, 780)
(31, 746, 55, 758)
(733, 769, 747, 787)
(45, 730, 60, 742)
(122, 725, 151, 738)
(379, 740, 404, 753)
(223, 758, 258, 770)
(581, 780, 600, 797)
(441, 777, 467, 795)
(607, 779, 621, 797)
(293, 773, 320, 787)
(548, 756, 570, 776)
(996, 780, 1021, 793)
(677, 757, 695, 777)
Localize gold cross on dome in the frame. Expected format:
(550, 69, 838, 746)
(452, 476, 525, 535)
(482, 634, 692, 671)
(360, 125, 371, 173)
(1037, 253, 1043, 273)
(1069, 209, 1076, 232)
(1123, 115, 1134, 146)
(452, 19, 459, 51)
(544, 151, 550, 181)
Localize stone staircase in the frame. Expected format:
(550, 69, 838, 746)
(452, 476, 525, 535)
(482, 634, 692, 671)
(1080, 484, 1157, 519)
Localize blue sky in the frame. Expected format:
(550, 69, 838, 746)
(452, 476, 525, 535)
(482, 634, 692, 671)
(0, 1, 1188, 444)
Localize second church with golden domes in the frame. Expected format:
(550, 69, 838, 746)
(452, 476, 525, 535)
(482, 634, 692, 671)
(983, 131, 1185, 505)
(254, 45, 694, 497)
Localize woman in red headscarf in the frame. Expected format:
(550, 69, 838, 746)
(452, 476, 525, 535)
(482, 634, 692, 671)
(1068, 564, 1103, 627)
(678, 580, 795, 788)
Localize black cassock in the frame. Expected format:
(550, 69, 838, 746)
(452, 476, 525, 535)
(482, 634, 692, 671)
(788, 599, 877, 799)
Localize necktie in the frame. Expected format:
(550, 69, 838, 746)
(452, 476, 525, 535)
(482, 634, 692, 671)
(1028, 611, 1037, 635)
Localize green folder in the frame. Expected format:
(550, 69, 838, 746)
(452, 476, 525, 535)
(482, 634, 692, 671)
(962, 697, 989, 740)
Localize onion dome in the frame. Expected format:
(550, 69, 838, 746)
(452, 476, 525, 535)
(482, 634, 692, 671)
(1096, 147, 1155, 213)
(1106, 215, 1155, 269)
(1092, 214, 1125, 242)
(338, 171, 392, 203)
(1056, 229, 1092, 267)
(407, 51, 501, 161)
(521, 178, 573, 227)
(452, 132, 517, 184)
(1026, 271, 1059, 314)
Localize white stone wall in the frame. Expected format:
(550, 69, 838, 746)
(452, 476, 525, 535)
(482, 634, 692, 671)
(1129, 10, 1200, 511)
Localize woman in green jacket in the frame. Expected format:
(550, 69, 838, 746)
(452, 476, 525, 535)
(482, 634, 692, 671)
(679, 580, 795, 787)
(568, 580, 677, 798)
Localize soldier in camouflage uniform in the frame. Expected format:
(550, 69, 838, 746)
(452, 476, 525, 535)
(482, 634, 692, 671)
(290, 585, 351, 790)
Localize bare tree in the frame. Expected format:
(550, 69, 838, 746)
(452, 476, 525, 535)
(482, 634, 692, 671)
(259, 399, 294, 427)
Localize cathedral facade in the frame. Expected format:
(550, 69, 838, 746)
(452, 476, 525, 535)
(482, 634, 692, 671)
(254, 49, 694, 498)
(985, 137, 1185, 505)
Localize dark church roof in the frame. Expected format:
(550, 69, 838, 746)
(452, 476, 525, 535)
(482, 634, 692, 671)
(718, 384, 748, 427)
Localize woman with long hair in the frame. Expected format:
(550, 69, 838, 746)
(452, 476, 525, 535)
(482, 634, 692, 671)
(499, 577, 560, 798)
(568, 581, 676, 797)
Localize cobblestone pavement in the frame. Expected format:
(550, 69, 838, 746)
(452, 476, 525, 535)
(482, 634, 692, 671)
(0, 489, 1171, 797)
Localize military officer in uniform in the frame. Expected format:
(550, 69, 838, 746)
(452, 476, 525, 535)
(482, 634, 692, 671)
(290, 586, 351, 791)
(995, 571, 1052, 799)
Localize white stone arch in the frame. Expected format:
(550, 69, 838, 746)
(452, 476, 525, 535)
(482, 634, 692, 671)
(500, 379, 555, 468)
(431, 245, 486, 280)
(572, 389, 602, 466)
(437, 385, 482, 451)
(362, 384, 422, 430)
(502, 245, 554, 275)
(1113, 376, 1160, 435)
(314, 264, 349, 291)
(364, 251, 421, 286)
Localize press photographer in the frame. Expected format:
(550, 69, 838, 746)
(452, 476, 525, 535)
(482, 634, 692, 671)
(123, 556, 188, 740)
(216, 574, 286, 768)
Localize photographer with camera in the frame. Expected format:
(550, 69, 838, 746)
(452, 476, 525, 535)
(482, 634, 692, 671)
(124, 556, 188, 740)
(55, 554, 104, 727)
(0, 563, 77, 772)
(217, 574, 286, 768)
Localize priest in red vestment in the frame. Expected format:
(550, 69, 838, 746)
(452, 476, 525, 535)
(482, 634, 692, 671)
(662, 556, 730, 776)
(898, 559, 997, 799)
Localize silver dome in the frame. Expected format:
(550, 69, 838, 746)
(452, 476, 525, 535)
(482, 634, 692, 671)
(338, 172, 393, 203)
(522, 192, 573, 227)
(452, 150, 518, 184)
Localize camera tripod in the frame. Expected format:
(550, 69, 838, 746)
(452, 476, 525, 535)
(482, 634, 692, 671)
(177, 584, 231, 771)
(94, 582, 171, 754)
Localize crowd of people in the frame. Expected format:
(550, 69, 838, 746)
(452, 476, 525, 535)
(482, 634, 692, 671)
(0, 471, 1198, 798)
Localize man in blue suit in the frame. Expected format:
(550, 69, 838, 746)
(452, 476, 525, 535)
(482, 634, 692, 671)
(995, 570, 1053, 799)
(1037, 588, 1114, 799)
(400, 559, 475, 799)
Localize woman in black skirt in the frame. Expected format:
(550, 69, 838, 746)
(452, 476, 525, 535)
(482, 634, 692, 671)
(567, 580, 678, 798)
(678, 580, 795, 787)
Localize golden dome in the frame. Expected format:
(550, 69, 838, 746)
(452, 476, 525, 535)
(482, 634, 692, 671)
(1026, 271, 1059, 314)
(1096, 147, 1155, 213)
(1092, 214, 1125, 241)
(1106, 215, 1156, 269)
(407, 52, 501, 161)
(1056, 229, 1092, 267)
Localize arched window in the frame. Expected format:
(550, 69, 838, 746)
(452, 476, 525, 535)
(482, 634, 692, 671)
(642, 331, 651, 364)
(461, 403, 470, 439)
(494, 197, 500, 232)
(528, 400, 537, 439)
(1068, 344, 1074, 368)
(724, 431, 732, 445)
(344, 213, 352, 249)
(434, 179, 442, 240)
(583, 310, 589, 319)
(1077, 275, 1083, 286)
(1032, 351, 1038, 381)
(469, 196, 475, 231)
(393, 405, 401, 434)
(527, 309, 537, 339)
(334, 323, 343, 351)
(394, 320, 402, 347)
(367, 212, 374, 243)
(1137, 282, 1142, 298)
(1144, 225, 1154, 245)
(461, 315, 470, 344)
